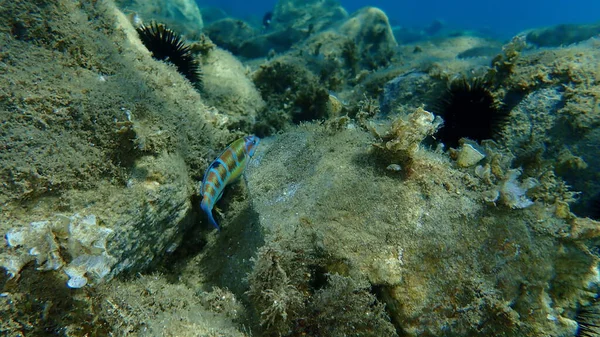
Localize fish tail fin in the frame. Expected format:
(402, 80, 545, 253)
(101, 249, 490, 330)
(201, 201, 221, 231)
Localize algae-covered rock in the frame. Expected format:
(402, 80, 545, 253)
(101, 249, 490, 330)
(201, 47, 265, 130)
(239, 124, 599, 336)
(526, 22, 600, 47)
(251, 56, 332, 134)
(489, 38, 600, 219)
(0, 0, 224, 283)
(2, 0, 600, 336)
(247, 6, 401, 134)
(338, 7, 397, 63)
(271, 0, 348, 35)
(205, 0, 348, 59)
(379, 71, 434, 115)
(115, 0, 204, 39)
(200, 6, 229, 26)
(0, 1, 243, 333)
(204, 18, 259, 55)
(456, 143, 486, 168)
(98, 274, 247, 336)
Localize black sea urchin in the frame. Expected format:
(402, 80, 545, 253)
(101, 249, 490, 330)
(136, 22, 202, 88)
(433, 77, 508, 148)
(589, 192, 600, 221)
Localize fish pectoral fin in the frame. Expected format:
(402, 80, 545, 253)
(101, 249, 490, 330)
(214, 206, 224, 217)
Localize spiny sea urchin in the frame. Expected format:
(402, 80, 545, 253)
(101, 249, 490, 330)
(433, 77, 508, 148)
(136, 22, 202, 89)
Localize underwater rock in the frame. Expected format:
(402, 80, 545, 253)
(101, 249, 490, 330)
(499, 169, 537, 209)
(205, 18, 309, 59)
(0, 2, 241, 331)
(99, 275, 247, 336)
(2, 214, 114, 288)
(0, 0, 228, 291)
(526, 23, 600, 47)
(201, 47, 265, 129)
(1, 153, 194, 288)
(272, 0, 348, 35)
(496, 39, 600, 218)
(237, 27, 310, 59)
(225, 0, 348, 59)
(338, 7, 397, 66)
(115, 0, 204, 39)
(257, 5, 400, 99)
(373, 107, 442, 159)
(200, 6, 229, 26)
(204, 18, 259, 55)
(241, 124, 599, 336)
(252, 56, 331, 133)
(380, 71, 433, 115)
(457, 45, 502, 59)
(455, 142, 486, 168)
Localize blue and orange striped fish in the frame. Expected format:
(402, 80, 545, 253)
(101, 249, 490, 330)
(200, 135, 260, 230)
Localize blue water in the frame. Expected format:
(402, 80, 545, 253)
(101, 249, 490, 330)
(198, 0, 600, 39)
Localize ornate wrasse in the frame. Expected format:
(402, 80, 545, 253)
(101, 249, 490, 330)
(200, 135, 260, 230)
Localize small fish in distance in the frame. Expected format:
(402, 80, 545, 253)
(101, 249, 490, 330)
(263, 11, 273, 29)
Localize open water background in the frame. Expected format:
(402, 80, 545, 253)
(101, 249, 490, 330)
(197, 0, 600, 39)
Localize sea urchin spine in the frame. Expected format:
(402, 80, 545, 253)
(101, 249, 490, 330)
(433, 77, 508, 148)
(136, 22, 202, 89)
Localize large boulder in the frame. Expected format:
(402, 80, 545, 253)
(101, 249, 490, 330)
(0, 0, 224, 295)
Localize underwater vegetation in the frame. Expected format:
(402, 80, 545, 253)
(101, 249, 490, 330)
(252, 58, 332, 134)
(2, 0, 600, 336)
(433, 77, 508, 149)
(136, 22, 203, 88)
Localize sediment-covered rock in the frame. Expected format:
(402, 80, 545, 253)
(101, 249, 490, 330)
(115, 0, 204, 39)
(239, 124, 600, 337)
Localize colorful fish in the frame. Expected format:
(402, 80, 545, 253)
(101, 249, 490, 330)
(200, 135, 260, 230)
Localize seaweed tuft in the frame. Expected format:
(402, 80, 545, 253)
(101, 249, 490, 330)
(136, 22, 202, 89)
